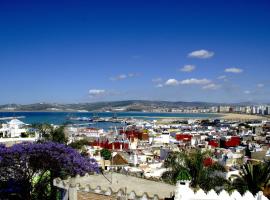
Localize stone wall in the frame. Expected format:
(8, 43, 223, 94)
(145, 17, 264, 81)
(53, 175, 163, 200)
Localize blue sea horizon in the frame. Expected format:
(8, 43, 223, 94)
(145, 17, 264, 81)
(0, 112, 220, 129)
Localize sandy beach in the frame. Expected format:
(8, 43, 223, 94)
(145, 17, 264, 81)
(220, 113, 268, 120)
(156, 113, 268, 124)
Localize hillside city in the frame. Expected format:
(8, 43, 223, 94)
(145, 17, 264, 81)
(1, 108, 270, 199)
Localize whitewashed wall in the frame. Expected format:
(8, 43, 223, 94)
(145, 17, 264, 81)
(174, 181, 268, 200)
(53, 175, 269, 200)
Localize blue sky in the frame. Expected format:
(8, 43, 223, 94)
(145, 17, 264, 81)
(0, 0, 270, 104)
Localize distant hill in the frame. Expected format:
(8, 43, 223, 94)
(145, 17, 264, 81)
(0, 100, 268, 112)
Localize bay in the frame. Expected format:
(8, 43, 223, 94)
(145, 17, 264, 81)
(0, 112, 220, 130)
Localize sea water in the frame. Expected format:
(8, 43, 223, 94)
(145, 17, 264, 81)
(0, 112, 220, 129)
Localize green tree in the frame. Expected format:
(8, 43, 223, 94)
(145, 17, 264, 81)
(230, 162, 270, 196)
(32, 123, 53, 140)
(20, 132, 29, 138)
(100, 148, 112, 160)
(50, 126, 67, 144)
(162, 150, 228, 191)
(69, 139, 89, 150)
(33, 124, 67, 144)
(69, 139, 89, 156)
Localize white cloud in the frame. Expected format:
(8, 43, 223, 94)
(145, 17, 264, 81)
(156, 84, 163, 88)
(188, 49, 214, 59)
(180, 78, 211, 85)
(163, 78, 212, 87)
(225, 68, 243, 73)
(165, 79, 179, 86)
(152, 78, 163, 83)
(110, 73, 139, 81)
(180, 65, 196, 72)
(89, 89, 106, 97)
(244, 90, 251, 94)
(118, 74, 128, 79)
(110, 74, 127, 81)
(257, 83, 264, 88)
(128, 73, 138, 78)
(202, 83, 221, 90)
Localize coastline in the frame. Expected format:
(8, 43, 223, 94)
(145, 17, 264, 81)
(219, 113, 268, 120)
(157, 113, 268, 124)
(0, 111, 268, 123)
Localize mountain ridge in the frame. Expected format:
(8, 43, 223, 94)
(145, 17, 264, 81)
(0, 100, 268, 112)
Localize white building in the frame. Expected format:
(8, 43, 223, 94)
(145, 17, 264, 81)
(0, 119, 27, 138)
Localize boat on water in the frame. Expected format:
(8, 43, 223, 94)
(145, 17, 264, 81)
(68, 117, 93, 122)
(66, 113, 127, 124)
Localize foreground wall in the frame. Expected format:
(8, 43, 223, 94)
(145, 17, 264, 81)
(53, 174, 269, 200)
(174, 181, 268, 200)
(54, 174, 163, 200)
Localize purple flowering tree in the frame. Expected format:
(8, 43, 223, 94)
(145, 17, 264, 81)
(0, 142, 99, 200)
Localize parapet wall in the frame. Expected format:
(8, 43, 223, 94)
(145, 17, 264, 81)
(53, 174, 163, 200)
(53, 174, 269, 200)
(174, 181, 268, 200)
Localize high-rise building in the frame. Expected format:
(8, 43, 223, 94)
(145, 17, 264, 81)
(266, 106, 270, 115)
